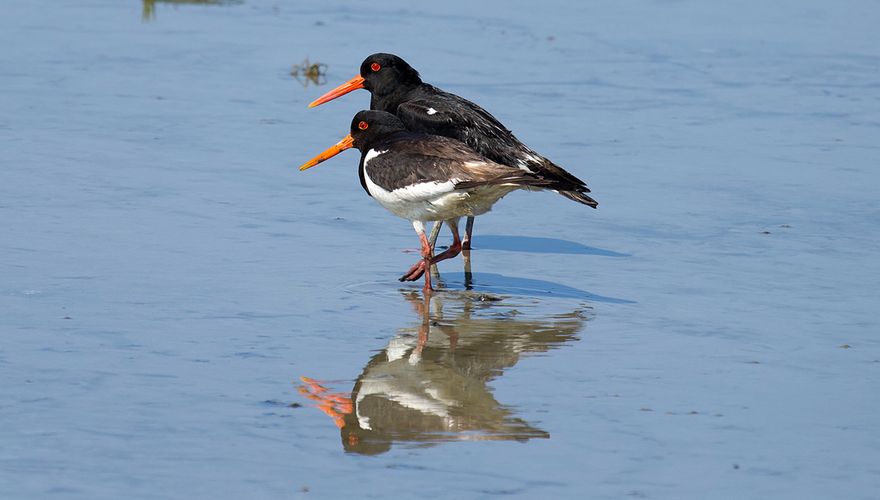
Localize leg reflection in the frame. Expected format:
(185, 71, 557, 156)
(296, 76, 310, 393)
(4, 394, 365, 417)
(462, 249, 473, 290)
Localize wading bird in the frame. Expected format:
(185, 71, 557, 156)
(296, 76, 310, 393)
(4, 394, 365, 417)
(300, 110, 580, 291)
(308, 53, 598, 250)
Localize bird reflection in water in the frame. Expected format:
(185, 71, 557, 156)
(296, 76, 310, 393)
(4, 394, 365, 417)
(299, 289, 587, 455)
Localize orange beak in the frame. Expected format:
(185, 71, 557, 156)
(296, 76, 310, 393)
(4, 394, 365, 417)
(299, 134, 355, 171)
(308, 75, 365, 108)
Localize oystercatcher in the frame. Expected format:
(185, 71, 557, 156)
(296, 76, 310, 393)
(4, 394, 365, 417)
(299, 110, 577, 291)
(308, 53, 598, 249)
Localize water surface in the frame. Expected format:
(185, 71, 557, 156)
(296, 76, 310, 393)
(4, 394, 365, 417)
(1, 0, 878, 498)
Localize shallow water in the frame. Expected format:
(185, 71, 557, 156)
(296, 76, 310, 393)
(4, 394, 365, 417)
(2, 0, 878, 498)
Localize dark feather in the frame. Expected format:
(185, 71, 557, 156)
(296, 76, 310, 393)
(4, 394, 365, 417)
(392, 89, 593, 197)
(559, 190, 599, 208)
(360, 134, 549, 194)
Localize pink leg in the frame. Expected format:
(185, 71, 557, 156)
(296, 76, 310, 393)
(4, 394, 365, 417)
(400, 224, 435, 286)
(401, 222, 436, 281)
(430, 235, 461, 265)
(400, 219, 462, 286)
(419, 230, 433, 292)
(401, 260, 427, 281)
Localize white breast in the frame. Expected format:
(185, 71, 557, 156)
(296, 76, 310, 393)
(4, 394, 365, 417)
(362, 149, 464, 220)
(362, 149, 520, 221)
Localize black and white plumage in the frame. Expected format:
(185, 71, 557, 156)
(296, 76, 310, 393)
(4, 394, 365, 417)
(309, 53, 598, 248)
(359, 131, 563, 221)
(299, 111, 575, 291)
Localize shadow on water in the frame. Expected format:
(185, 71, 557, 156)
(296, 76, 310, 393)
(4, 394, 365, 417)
(141, 0, 243, 21)
(470, 235, 629, 257)
(344, 252, 634, 303)
(298, 290, 588, 455)
(444, 271, 635, 304)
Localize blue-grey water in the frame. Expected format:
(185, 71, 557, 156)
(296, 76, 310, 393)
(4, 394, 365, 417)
(2, 1, 878, 498)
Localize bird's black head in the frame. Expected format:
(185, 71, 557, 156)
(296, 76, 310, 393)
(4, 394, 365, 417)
(298, 110, 408, 171)
(308, 53, 423, 110)
(358, 53, 422, 98)
(349, 110, 407, 151)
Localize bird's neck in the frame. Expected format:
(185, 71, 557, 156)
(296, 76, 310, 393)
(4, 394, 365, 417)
(371, 84, 421, 113)
(358, 130, 412, 154)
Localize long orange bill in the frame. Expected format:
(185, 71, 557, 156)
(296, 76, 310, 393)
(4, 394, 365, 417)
(299, 133, 354, 171)
(308, 75, 365, 108)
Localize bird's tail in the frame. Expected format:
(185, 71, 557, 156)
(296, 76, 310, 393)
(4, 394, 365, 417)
(514, 155, 598, 208)
(457, 174, 599, 208)
(558, 189, 598, 208)
(456, 173, 560, 190)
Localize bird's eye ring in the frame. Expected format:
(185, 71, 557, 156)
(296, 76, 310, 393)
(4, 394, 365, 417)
(370, 62, 381, 72)
(358, 121, 369, 130)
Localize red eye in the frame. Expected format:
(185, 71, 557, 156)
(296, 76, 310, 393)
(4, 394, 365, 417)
(358, 121, 369, 130)
(370, 62, 381, 72)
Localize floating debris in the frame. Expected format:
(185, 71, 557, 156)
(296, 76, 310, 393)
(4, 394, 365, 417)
(142, 0, 243, 22)
(291, 58, 328, 87)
